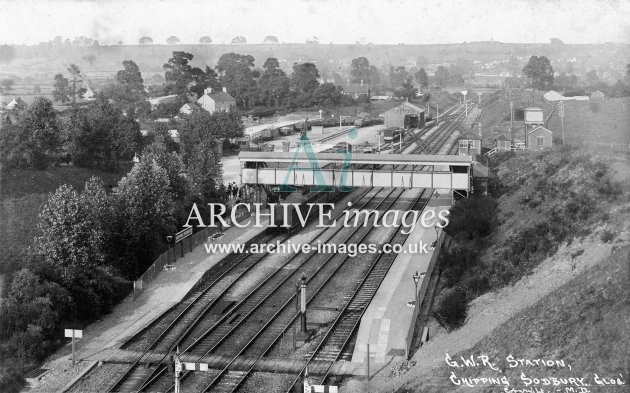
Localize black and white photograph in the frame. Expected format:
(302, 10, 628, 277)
(0, 0, 628, 392)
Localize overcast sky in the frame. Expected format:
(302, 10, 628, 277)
(1, 0, 629, 45)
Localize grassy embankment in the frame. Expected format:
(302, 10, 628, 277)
(341, 145, 629, 393)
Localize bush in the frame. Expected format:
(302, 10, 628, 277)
(434, 286, 468, 331)
(445, 195, 498, 240)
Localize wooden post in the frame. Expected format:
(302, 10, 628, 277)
(72, 330, 75, 366)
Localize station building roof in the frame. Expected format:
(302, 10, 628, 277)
(239, 151, 473, 167)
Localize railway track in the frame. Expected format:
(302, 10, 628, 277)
(104, 103, 468, 393)
(191, 106, 466, 392)
(278, 109, 467, 391)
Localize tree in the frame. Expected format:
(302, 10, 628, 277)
(388, 66, 410, 89)
(178, 111, 226, 199)
(30, 183, 106, 284)
(350, 57, 371, 84)
(433, 66, 450, 87)
(415, 67, 429, 89)
(258, 57, 290, 107)
(33, 84, 41, 94)
(199, 36, 212, 44)
(312, 83, 343, 107)
(550, 37, 564, 46)
(217, 52, 258, 109)
(52, 73, 70, 103)
(139, 36, 153, 45)
(166, 36, 181, 45)
(395, 78, 417, 101)
(2, 97, 62, 169)
(111, 159, 175, 275)
(231, 36, 247, 45)
(67, 64, 86, 103)
(163, 51, 195, 95)
(291, 62, 320, 94)
(106, 60, 147, 109)
(189, 66, 221, 98)
(263, 36, 279, 44)
(522, 55, 554, 90)
(141, 140, 189, 202)
(67, 96, 141, 170)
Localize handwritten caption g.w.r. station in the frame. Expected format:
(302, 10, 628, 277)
(445, 353, 626, 393)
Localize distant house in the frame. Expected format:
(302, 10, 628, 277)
(458, 131, 482, 156)
(179, 102, 202, 115)
(590, 90, 605, 101)
(5, 97, 27, 111)
(528, 125, 553, 151)
(494, 134, 512, 151)
(543, 90, 564, 102)
(380, 102, 425, 128)
(147, 95, 179, 109)
(197, 87, 236, 114)
(83, 86, 96, 101)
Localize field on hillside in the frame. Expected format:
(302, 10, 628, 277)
(0, 165, 132, 275)
(546, 98, 630, 146)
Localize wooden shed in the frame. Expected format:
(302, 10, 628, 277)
(495, 134, 512, 151)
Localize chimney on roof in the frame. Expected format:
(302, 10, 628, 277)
(222, 87, 227, 93)
(204, 87, 212, 95)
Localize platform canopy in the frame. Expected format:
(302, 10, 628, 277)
(238, 151, 473, 167)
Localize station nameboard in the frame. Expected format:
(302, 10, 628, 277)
(175, 227, 193, 243)
(64, 329, 82, 338)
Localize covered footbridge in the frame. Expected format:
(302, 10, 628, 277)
(238, 151, 473, 192)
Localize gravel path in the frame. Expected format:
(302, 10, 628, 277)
(27, 358, 93, 393)
(64, 362, 129, 393)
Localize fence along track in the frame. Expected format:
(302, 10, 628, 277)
(107, 231, 283, 393)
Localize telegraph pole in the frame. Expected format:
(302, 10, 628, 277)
(558, 101, 565, 144)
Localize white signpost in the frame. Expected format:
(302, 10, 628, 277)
(64, 329, 83, 365)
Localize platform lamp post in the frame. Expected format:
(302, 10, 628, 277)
(377, 132, 383, 153)
(412, 271, 424, 306)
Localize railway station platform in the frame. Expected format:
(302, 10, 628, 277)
(69, 217, 270, 363)
(351, 193, 453, 366)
